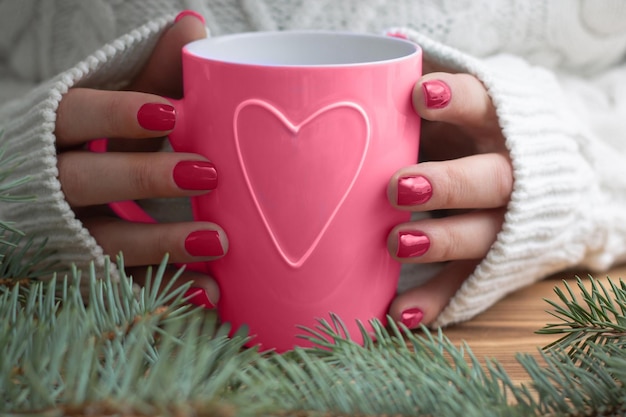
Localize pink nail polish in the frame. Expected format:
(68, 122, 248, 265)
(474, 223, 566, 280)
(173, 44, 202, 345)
(422, 80, 451, 109)
(184, 230, 224, 257)
(386, 31, 408, 40)
(174, 10, 206, 24)
(184, 287, 215, 309)
(137, 103, 176, 131)
(397, 231, 430, 258)
(397, 175, 432, 206)
(400, 308, 424, 328)
(173, 161, 218, 190)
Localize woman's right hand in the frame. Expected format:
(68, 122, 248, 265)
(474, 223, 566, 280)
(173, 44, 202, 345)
(53, 12, 224, 307)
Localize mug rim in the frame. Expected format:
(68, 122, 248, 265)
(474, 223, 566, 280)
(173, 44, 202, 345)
(183, 30, 421, 68)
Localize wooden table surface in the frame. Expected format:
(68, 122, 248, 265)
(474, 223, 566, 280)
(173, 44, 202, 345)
(439, 265, 626, 386)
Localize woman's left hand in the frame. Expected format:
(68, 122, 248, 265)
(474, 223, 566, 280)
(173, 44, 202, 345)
(386, 68, 513, 328)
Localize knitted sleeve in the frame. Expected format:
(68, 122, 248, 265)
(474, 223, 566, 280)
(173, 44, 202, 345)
(0, 15, 175, 280)
(391, 28, 626, 327)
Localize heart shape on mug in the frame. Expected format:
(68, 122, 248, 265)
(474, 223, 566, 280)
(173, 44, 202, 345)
(234, 99, 371, 268)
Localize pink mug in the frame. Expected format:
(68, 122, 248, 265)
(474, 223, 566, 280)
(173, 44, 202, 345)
(95, 31, 421, 352)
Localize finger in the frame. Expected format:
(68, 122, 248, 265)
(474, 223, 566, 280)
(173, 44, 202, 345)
(387, 208, 505, 263)
(418, 121, 478, 161)
(421, 57, 455, 75)
(413, 72, 500, 133)
(55, 88, 175, 147)
(130, 12, 207, 97)
(388, 153, 513, 211)
(58, 151, 217, 207)
(84, 218, 228, 267)
(388, 260, 478, 327)
(129, 265, 220, 309)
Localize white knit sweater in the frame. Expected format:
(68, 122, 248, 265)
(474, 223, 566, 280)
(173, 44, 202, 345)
(1, 0, 626, 327)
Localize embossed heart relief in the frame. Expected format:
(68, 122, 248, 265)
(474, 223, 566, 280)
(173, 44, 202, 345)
(235, 99, 370, 267)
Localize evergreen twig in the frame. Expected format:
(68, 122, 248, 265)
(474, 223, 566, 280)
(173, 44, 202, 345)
(2, 267, 626, 416)
(537, 276, 626, 356)
(0, 141, 34, 235)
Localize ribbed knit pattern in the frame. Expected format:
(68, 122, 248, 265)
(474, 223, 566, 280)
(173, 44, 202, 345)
(0, 13, 174, 282)
(396, 28, 626, 325)
(1, 0, 626, 325)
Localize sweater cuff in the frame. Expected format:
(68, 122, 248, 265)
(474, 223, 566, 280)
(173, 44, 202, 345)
(0, 14, 175, 281)
(391, 28, 602, 327)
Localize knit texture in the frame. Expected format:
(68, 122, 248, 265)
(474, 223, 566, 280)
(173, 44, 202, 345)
(1, 0, 626, 325)
(392, 27, 626, 326)
(0, 12, 175, 281)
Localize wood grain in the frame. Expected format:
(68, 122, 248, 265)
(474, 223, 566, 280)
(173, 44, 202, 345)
(438, 265, 626, 385)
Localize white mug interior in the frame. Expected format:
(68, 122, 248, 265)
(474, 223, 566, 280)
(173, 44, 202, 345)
(184, 31, 419, 67)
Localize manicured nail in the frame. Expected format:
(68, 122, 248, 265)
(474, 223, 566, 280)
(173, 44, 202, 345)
(137, 103, 176, 131)
(422, 80, 451, 109)
(173, 160, 218, 190)
(184, 230, 224, 257)
(397, 175, 432, 206)
(387, 31, 408, 40)
(174, 10, 206, 24)
(184, 287, 215, 309)
(397, 231, 430, 258)
(400, 308, 424, 328)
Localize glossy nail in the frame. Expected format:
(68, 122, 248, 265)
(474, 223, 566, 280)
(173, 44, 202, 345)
(137, 103, 176, 131)
(173, 160, 218, 190)
(184, 287, 215, 309)
(422, 79, 451, 109)
(397, 175, 432, 206)
(397, 231, 430, 258)
(184, 230, 224, 257)
(174, 10, 206, 24)
(400, 308, 424, 328)
(386, 31, 408, 40)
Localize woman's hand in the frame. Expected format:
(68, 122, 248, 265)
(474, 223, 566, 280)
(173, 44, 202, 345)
(386, 67, 513, 328)
(54, 11, 222, 307)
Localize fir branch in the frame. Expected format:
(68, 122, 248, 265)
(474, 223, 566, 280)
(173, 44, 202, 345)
(537, 276, 626, 355)
(3, 267, 626, 416)
(0, 141, 56, 284)
(239, 320, 529, 417)
(0, 230, 58, 282)
(0, 141, 34, 234)
(517, 343, 626, 416)
(0, 257, 260, 415)
(0, 145, 33, 203)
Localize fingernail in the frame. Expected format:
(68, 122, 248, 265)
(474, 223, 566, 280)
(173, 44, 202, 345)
(397, 175, 432, 206)
(184, 287, 215, 309)
(185, 230, 224, 257)
(137, 103, 176, 131)
(397, 231, 430, 258)
(422, 80, 451, 109)
(173, 160, 218, 190)
(386, 31, 408, 40)
(400, 308, 424, 328)
(174, 10, 206, 24)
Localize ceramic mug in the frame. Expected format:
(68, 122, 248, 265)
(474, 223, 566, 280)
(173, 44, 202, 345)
(93, 31, 422, 352)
